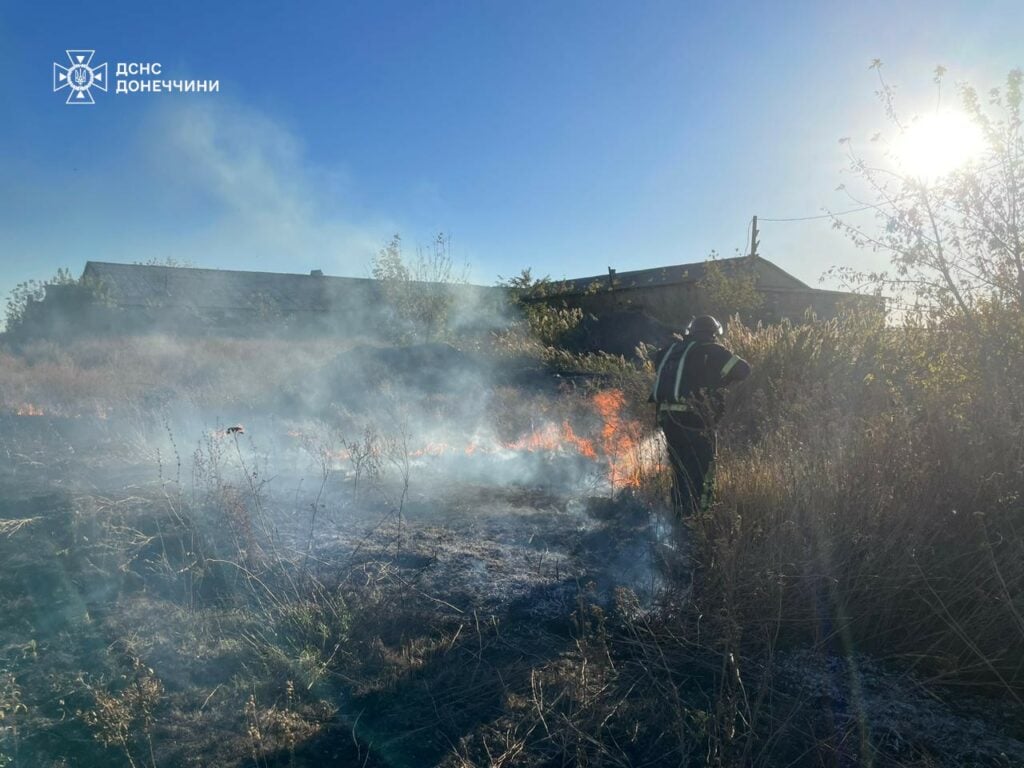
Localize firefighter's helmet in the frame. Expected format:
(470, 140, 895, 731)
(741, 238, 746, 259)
(686, 315, 723, 338)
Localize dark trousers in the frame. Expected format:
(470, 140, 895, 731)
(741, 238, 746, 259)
(659, 412, 716, 516)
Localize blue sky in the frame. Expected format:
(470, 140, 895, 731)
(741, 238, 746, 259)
(2, 1, 1022, 303)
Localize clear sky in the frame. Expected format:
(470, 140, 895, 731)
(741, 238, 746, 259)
(2, 1, 1022, 302)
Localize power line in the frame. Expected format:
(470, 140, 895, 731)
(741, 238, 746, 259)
(759, 205, 873, 222)
(762, 156, 1012, 224)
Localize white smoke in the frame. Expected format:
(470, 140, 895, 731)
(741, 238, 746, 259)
(144, 100, 392, 274)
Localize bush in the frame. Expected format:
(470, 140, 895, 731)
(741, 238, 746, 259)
(3, 268, 77, 333)
(497, 269, 583, 348)
(694, 255, 763, 323)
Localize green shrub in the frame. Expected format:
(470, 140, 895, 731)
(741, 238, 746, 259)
(3, 268, 77, 333)
(497, 269, 583, 347)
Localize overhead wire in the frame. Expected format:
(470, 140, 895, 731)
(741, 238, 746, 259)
(760, 156, 1010, 224)
(758, 205, 874, 222)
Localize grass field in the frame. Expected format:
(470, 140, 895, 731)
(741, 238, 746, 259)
(1, 318, 1022, 767)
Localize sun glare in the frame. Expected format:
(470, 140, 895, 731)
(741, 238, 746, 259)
(894, 110, 986, 181)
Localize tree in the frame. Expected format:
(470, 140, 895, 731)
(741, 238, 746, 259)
(371, 233, 468, 343)
(496, 269, 583, 347)
(3, 268, 77, 333)
(833, 64, 1024, 323)
(694, 255, 763, 323)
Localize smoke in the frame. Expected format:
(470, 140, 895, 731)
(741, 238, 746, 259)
(143, 100, 391, 274)
(0, 101, 402, 320)
(61, 325, 642, 524)
(0, 98, 669, 612)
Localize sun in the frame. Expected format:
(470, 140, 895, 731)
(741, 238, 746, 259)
(894, 110, 986, 181)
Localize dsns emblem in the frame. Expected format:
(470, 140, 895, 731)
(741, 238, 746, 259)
(53, 50, 108, 105)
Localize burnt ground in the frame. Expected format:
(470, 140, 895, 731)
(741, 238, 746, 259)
(284, 481, 682, 766)
(0, 409, 687, 767)
(3, 410, 1024, 767)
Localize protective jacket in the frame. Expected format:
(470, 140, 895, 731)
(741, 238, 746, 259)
(651, 337, 749, 428)
(651, 333, 750, 516)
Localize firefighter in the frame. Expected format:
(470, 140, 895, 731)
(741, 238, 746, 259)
(651, 315, 751, 516)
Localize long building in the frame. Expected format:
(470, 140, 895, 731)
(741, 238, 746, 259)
(20, 261, 504, 337)
(531, 255, 875, 328)
(14, 256, 877, 339)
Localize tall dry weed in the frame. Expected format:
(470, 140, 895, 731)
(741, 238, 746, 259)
(701, 308, 1024, 694)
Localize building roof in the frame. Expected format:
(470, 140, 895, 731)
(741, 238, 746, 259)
(80, 261, 504, 315)
(542, 255, 810, 297)
(81, 261, 381, 312)
(80, 257, 849, 316)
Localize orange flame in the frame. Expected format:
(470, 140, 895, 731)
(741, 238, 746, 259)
(409, 441, 451, 458)
(591, 389, 647, 488)
(559, 420, 598, 459)
(285, 388, 656, 490)
(10, 403, 111, 419)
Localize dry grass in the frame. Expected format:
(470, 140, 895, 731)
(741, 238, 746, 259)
(0, 335, 354, 414)
(0, 518, 39, 537)
(703, 309, 1024, 696)
(2, 315, 1023, 766)
(444, 307, 1024, 765)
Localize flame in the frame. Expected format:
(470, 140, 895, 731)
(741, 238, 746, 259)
(560, 421, 598, 460)
(491, 391, 654, 488)
(410, 441, 451, 458)
(284, 388, 658, 490)
(591, 389, 647, 488)
(10, 402, 111, 419)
